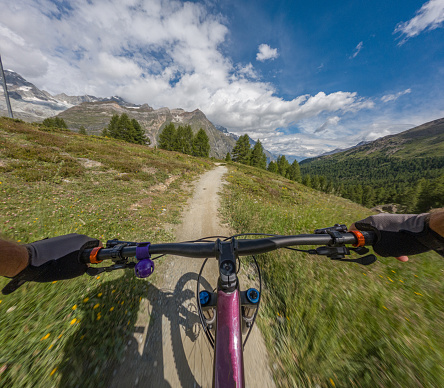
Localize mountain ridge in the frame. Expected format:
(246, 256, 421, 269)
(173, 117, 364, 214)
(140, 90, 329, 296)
(301, 117, 444, 165)
(0, 70, 237, 158)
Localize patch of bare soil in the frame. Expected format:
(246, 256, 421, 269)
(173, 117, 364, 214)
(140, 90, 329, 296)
(110, 165, 275, 387)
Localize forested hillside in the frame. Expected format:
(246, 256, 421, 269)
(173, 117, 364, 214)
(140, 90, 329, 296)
(300, 118, 444, 212)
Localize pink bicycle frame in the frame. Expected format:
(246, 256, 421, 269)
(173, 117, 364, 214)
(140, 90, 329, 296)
(213, 287, 245, 388)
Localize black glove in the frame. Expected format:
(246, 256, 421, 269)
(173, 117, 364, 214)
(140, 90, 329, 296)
(354, 213, 444, 258)
(2, 234, 99, 295)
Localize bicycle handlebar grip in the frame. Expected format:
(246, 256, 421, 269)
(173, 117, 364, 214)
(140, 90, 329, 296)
(360, 231, 377, 246)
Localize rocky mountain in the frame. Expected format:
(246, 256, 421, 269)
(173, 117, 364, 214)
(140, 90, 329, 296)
(0, 70, 236, 158)
(0, 70, 144, 121)
(215, 125, 278, 162)
(0, 70, 74, 121)
(316, 141, 371, 158)
(57, 102, 236, 159)
(301, 117, 444, 165)
(0, 70, 284, 159)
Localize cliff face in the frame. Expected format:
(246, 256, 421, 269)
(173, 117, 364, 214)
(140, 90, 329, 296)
(58, 102, 236, 159)
(0, 70, 236, 158)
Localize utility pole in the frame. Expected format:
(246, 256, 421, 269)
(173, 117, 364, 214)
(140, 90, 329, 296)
(0, 53, 14, 119)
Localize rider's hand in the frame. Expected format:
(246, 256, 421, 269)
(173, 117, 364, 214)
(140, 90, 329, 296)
(2, 234, 100, 295)
(350, 211, 444, 262)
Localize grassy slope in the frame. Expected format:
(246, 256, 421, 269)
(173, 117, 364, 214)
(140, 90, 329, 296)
(220, 163, 444, 388)
(2, 117, 443, 387)
(0, 118, 212, 387)
(303, 117, 444, 162)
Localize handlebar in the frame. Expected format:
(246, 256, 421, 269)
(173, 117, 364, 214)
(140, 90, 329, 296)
(81, 231, 377, 263)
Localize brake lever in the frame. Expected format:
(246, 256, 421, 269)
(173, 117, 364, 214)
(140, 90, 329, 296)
(331, 255, 377, 266)
(86, 261, 136, 276)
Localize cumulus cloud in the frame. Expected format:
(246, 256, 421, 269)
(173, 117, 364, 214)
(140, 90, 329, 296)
(315, 116, 341, 133)
(256, 44, 279, 61)
(394, 0, 444, 43)
(0, 0, 374, 157)
(350, 41, 363, 59)
(381, 88, 411, 103)
(236, 63, 259, 79)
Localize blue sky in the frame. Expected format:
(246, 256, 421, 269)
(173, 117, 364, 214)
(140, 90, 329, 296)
(0, 0, 443, 158)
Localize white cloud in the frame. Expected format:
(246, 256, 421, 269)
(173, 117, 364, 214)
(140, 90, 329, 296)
(256, 44, 279, 62)
(394, 0, 444, 43)
(0, 0, 376, 158)
(350, 41, 363, 59)
(315, 116, 341, 133)
(236, 63, 259, 79)
(381, 88, 411, 103)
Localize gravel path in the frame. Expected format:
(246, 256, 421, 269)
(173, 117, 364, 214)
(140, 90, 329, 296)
(110, 165, 275, 387)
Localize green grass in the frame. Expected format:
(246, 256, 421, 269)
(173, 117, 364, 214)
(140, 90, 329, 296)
(0, 117, 212, 387)
(220, 163, 444, 388)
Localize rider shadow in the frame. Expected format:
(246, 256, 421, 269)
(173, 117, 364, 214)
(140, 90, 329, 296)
(58, 271, 213, 388)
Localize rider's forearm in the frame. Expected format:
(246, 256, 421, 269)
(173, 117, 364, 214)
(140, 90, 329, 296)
(0, 239, 29, 277)
(429, 208, 444, 237)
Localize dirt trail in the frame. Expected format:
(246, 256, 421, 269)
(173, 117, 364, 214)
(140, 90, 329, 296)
(110, 165, 275, 387)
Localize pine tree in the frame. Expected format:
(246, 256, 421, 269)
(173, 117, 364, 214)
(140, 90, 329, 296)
(225, 153, 232, 162)
(42, 117, 67, 129)
(287, 160, 301, 182)
(159, 123, 176, 151)
(302, 174, 312, 188)
(193, 128, 210, 157)
(175, 125, 193, 154)
(131, 118, 149, 145)
(107, 114, 120, 139)
(276, 155, 290, 178)
(104, 114, 147, 145)
(117, 114, 136, 143)
(311, 175, 320, 190)
(79, 125, 87, 135)
(267, 161, 278, 173)
(232, 134, 251, 164)
(362, 185, 375, 207)
(250, 140, 267, 169)
(54, 117, 67, 129)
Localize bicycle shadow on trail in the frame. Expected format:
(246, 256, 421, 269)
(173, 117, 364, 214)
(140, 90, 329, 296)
(58, 271, 214, 388)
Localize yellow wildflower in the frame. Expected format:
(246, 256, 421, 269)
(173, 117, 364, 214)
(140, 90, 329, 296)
(414, 292, 423, 296)
(83, 297, 89, 303)
(110, 307, 114, 312)
(330, 378, 336, 387)
(93, 303, 100, 309)
(72, 305, 77, 310)
(70, 318, 77, 325)
(98, 293, 102, 297)
(50, 367, 58, 376)
(40, 333, 51, 341)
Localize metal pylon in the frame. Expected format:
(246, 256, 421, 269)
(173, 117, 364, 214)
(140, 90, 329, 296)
(0, 53, 14, 119)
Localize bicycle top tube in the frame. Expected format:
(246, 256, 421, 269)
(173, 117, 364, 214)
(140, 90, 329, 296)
(81, 231, 376, 263)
